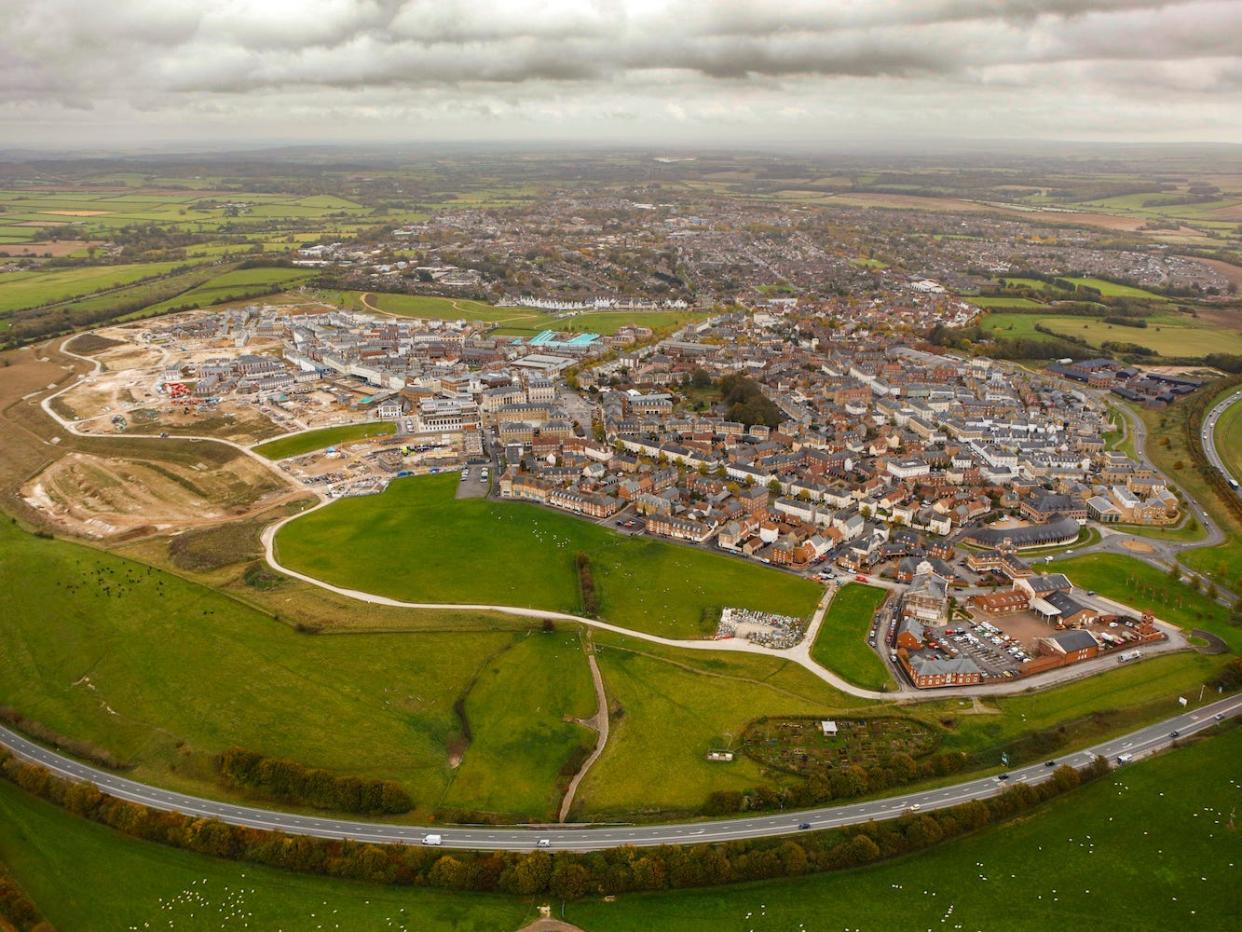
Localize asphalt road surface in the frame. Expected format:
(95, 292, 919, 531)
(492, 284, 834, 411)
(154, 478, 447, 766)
(1203, 389, 1242, 488)
(2, 695, 1238, 852)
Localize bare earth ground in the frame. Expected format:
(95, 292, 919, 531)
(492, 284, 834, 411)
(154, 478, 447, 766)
(1122, 539, 1156, 554)
(55, 322, 284, 443)
(21, 449, 297, 539)
(0, 239, 103, 257)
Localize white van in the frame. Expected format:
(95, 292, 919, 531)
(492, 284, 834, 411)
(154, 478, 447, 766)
(1116, 753, 1133, 765)
(423, 834, 443, 846)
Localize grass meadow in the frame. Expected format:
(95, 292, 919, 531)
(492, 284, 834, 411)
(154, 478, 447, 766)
(0, 519, 600, 821)
(253, 421, 396, 459)
(576, 633, 874, 818)
(567, 726, 1242, 931)
(809, 584, 893, 691)
(0, 261, 200, 313)
(980, 310, 1242, 357)
(274, 473, 824, 639)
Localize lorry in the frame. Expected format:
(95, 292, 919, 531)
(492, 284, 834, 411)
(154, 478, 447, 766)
(423, 834, 443, 846)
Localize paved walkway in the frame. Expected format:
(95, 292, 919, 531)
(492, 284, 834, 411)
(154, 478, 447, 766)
(558, 639, 609, 823)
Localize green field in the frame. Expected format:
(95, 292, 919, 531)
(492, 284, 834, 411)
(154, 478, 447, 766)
(1053, 552, 1241, 652)
(568, 727, 1242, 931)
(0, 189, 374, 239)
(1063, 276, 1170, 300)
(253, 421, 396, 459)
(809, 584, 893, 690)
(441, 630, 596, 817)
(135, 266, 315, 316)
(0, 261, 198, 313)
(339, 291, 521, 322)
(578, 635, 870, 818)
(969, 296, 1050, 309)
(0, 780, 534, 932)
(0, 519, 599, 820)
(274, 474, 824, 639)
(980, 311, 1242, 357)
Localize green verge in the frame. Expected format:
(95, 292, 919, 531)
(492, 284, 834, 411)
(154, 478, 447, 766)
(274, 474, 824, 639)
(1053, 552, 1242, 652)
(0, 519, 597, 821)
(809, 584, 893, 691)
(253, 421, 396, 459)
(567, 726, 1242, 932)
(0, 780, 534, 932)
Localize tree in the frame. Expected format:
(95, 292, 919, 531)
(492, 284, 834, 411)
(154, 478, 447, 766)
(847, 833, 881, 864)
(550, 860, 591, 899)
(504, 851, 552, 895)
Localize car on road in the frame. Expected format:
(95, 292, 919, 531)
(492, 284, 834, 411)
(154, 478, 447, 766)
(907, 803, 921, 811)
(1215, 713, 1224, 721)
(996, 773, 1010, 781)
(1170, 730, 1180, 738)
(536, 838, 552, 848)
(854, 574, 869, 582)
(798, 822, 812, 830)
(1045, 760, 1057, 767)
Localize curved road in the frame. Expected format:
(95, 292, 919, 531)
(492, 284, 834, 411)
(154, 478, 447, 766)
(1203, 389, 1242, 488)
(2, 695, 1237, 852)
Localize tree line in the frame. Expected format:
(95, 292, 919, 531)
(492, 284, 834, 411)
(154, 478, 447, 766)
(706, 748, 968, 815)
(0, 746, 1111, 900)
(576, 552, 600, 617)
(215, 748, 412, 815)
(0, 860, 49, 932)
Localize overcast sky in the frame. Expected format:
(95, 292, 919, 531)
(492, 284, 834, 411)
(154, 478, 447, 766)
(2, 0, 1240, 150)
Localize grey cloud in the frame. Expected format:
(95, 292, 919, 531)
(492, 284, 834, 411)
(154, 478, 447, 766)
(0, 0, 1237, 146)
